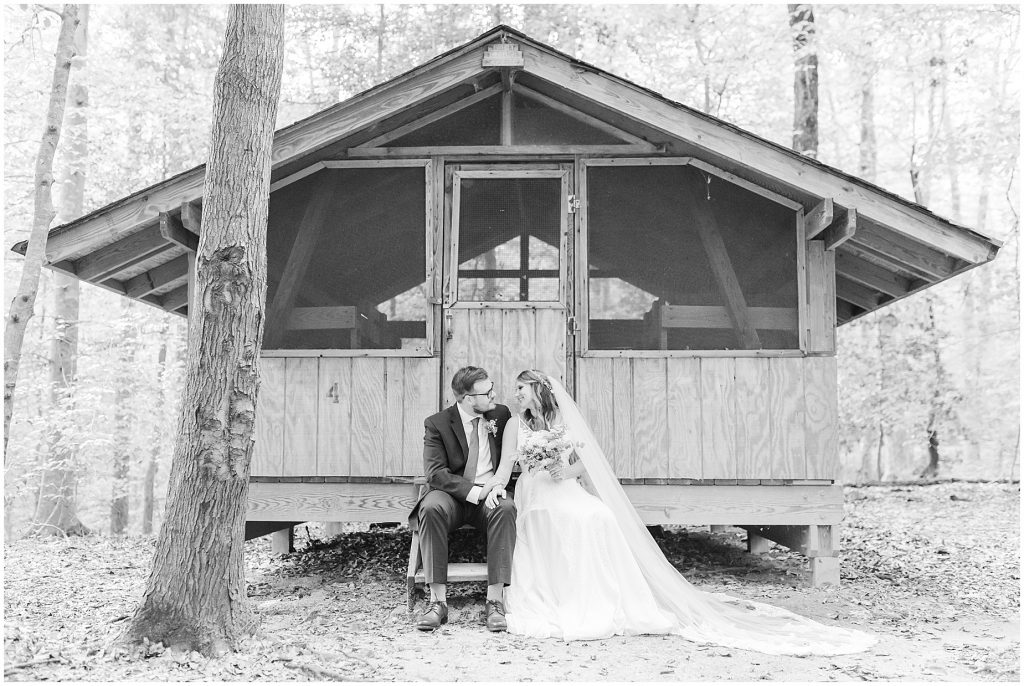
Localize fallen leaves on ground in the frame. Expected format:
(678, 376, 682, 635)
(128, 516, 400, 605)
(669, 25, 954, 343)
(3, 481, 1019, 681)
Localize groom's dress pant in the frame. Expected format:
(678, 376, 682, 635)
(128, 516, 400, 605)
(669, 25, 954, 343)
(418, 489, 516, 586)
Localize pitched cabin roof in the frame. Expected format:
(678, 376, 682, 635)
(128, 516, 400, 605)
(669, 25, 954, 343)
(12, 25, 1001, 325)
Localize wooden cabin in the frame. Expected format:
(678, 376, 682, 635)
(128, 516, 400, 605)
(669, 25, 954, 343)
(16, 27, 1000, 586)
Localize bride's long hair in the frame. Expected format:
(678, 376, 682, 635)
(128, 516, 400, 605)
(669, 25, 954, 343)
(517, 369, 558, 431)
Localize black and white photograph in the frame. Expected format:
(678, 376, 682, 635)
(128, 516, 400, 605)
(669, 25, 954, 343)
(3, 2, 1019, 681)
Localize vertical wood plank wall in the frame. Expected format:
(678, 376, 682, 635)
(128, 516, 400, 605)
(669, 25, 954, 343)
(441, 307, 566, 408)
(576, 356, 838, 480)
(252, 356, 438, 477)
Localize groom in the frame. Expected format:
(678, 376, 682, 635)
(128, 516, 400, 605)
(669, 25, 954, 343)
(409, 366, 516, 632)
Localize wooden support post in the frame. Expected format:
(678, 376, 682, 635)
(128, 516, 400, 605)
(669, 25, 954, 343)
(741, 524, 839, 587)
(747, 531, 772, 554)
(804, 198, 834, 239)
(823, 207, 857, 250)
(682, 183, 761, 349)
(271, 527, 294, 554)
(811, 556, 840, 586)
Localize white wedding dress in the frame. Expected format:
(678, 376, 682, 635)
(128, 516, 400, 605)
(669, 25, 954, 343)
(506, 419, 679, 640)
(504, 378, 877, 656)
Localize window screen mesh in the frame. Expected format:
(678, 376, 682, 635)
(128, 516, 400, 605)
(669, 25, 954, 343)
(457, 177, 561, 302)
(587, 165, 799, 351)
(265, 168, 427, 350)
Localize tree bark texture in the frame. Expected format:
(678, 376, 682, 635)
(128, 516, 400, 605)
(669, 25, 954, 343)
(4, 4, 80, 455)
(788, 4, 818, 158)
(31, 5, 90, 538)
(126, 4, 284, 655)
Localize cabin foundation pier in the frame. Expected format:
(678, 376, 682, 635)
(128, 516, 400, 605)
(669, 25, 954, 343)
(741, 524, 840, 587)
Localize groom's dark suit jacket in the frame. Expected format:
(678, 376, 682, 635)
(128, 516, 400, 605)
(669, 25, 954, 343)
(409, 403, 513, 520)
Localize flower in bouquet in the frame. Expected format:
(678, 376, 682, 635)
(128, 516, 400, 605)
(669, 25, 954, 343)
(517, 426, 573, 474)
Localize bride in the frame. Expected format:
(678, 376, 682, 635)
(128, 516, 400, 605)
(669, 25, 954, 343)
(479, 369, 876, 655)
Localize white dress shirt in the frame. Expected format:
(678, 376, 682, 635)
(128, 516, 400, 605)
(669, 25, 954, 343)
(456, 403, 493, 504)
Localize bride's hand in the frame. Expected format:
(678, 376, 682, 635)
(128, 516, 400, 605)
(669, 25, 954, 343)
(484, 485, 506, 508)
(548, 463, 566, 481)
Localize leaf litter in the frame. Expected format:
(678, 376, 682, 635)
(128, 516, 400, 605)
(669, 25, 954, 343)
(3, 481, 1018, 681)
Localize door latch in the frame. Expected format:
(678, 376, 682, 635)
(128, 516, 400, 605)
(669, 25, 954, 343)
(567, 194, 581, 213)
(444, 311, 454, 341)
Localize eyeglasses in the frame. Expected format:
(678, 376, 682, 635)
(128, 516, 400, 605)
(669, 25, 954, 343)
(465, 383, 496, 398)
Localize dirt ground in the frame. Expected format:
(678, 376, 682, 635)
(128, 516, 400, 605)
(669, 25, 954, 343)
(4, 481, 1019, 681)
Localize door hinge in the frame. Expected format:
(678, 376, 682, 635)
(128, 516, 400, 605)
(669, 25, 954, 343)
(568, 194, 581, 213)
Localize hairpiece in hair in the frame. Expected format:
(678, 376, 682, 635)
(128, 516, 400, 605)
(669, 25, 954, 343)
(533, 371, 552, 390)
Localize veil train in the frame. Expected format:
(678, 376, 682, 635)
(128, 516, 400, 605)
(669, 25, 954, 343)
(548, 376, 877, 656)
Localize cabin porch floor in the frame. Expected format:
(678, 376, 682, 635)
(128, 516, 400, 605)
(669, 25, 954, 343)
(246, 477, 845, 586)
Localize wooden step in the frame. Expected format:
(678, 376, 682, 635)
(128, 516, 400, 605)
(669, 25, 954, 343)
(413, 562, 488, 585)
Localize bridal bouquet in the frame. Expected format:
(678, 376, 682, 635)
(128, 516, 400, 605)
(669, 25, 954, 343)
(517, 426, 573, 474)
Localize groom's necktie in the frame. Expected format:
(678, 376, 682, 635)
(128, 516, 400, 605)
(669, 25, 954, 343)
(465, 417, 480, 483)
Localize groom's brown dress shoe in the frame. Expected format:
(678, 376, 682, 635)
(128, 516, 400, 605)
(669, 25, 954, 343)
(485, 600, 507, 632)
(416, 601, 448, 631)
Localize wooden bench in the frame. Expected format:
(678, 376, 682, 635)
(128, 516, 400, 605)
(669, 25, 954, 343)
(406, 476, 488, 611)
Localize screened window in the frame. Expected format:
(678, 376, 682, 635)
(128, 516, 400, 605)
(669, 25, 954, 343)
(455, 176, 561, 303)
(264, 166, 428, 351)
(586, 164, 799, 351)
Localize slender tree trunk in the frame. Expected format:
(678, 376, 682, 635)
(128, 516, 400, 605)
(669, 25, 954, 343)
(376, 4, 386, 80)
(919, 294, 948, 479)
(858, 71, 877, 181)
(788, 4, 818, 158)
(143, 326, 169, 536)
(126, 5, 284, 655)
(5, 4, 81, 454)
(30, 7, 91, 538)
(110, 301, 137, 535)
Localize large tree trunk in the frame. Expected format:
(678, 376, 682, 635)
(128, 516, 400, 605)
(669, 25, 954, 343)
(4, 4, 80, 454)
(30, 5, 90, 538)
(788, 4, 818, 158)
(125, 5, 284, 656)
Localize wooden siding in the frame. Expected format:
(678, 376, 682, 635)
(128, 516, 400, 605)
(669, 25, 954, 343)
(441, 307, 566, 408)
(576, 355, 838, 480)
(253, 356, 439, 477)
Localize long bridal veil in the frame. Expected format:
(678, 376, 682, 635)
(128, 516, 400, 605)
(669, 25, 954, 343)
(548, 376, 876, 656)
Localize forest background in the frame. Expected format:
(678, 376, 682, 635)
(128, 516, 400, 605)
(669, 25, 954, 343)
(3, 3, 1019, 540)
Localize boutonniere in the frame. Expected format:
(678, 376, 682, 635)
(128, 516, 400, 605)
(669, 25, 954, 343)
(485, 419, 498, 437)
